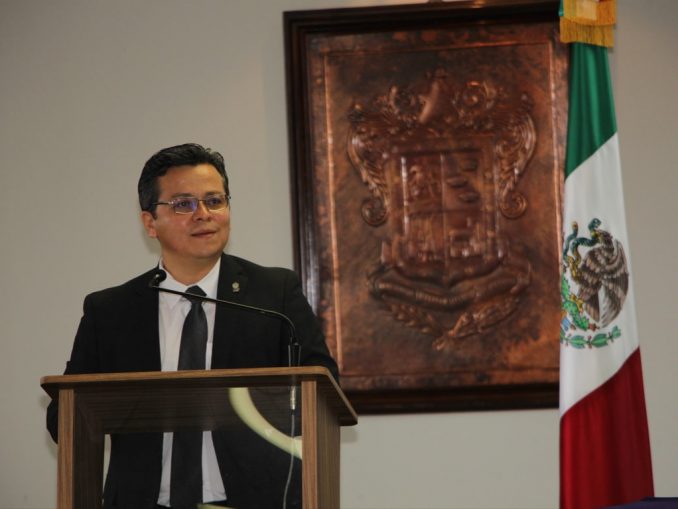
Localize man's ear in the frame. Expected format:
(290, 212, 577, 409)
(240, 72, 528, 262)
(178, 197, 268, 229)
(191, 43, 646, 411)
(141, 211, 158, 238)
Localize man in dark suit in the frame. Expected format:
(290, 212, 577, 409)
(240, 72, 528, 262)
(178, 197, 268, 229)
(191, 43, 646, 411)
(46, 143, 338, 509)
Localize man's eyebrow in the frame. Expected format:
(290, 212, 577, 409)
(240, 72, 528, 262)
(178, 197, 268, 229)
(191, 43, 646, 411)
(168, 191, 224, 199)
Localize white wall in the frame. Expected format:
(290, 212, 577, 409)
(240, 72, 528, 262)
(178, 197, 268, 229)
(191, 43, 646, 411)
(611, 1, 678, 502)
(1, 1, 676, 508)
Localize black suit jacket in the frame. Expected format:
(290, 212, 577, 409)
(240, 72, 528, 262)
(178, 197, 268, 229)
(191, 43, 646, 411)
(47, 253, 338, 508)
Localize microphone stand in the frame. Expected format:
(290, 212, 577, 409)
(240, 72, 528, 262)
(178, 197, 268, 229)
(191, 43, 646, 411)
(150, 270, 303, 509)
(149, 274, 301, 369)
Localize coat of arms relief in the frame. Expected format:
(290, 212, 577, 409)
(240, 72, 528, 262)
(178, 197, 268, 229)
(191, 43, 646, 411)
(348, 71, 536, 348)
(288, 6, 567, 410)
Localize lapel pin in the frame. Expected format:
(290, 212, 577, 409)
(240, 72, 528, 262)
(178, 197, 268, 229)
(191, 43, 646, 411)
(232, 282, 240, 293)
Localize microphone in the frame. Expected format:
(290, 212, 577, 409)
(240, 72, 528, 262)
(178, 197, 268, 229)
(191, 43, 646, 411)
(152, 266, 301, 500)
(150, 267, 301, 499)
(148, 269, 301, 368)
(149, 269, 167, 287)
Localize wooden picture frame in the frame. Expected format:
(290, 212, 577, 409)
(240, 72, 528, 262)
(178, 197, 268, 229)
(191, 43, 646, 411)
(284, 0, 568, 413)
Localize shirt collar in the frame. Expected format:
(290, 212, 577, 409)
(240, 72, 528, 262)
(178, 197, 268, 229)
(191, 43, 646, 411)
(157, 258, 221, 308)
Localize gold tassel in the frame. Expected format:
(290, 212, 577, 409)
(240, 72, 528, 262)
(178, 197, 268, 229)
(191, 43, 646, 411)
(560, 17, 615, 47)
(562, 0, 616, 25)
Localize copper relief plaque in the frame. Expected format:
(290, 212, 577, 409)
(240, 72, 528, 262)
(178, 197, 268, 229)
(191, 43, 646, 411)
(285, 1, 568, 412)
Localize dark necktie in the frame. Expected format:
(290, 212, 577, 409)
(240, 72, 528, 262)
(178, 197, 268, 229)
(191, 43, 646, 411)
(171, 286, 207, 508)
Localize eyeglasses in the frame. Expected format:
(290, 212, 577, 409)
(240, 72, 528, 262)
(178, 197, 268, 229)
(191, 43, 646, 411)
(153, 193, 231, 214)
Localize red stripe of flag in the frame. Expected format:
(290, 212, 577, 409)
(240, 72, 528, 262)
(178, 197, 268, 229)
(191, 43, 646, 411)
(560, 348, 653, 509)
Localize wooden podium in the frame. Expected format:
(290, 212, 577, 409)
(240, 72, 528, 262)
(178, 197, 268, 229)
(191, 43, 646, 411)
(41, 366, 357, 509)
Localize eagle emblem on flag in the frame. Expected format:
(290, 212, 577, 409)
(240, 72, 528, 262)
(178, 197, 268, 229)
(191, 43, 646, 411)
(560, 218, 629, 348)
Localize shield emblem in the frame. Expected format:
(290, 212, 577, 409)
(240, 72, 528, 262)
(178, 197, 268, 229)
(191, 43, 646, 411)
(349, 78, 534, 343)
(388, 143, 498, 286)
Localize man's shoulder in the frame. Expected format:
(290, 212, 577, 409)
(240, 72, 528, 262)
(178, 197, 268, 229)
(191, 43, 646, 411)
(84, 267, 156, 304)
(223, 254, 296, 280)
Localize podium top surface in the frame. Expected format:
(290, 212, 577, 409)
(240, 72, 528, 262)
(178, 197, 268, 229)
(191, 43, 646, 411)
(42, 366, 357, 427)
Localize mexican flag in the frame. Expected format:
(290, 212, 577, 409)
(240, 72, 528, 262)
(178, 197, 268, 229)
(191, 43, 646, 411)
(559, 34, 654, 509)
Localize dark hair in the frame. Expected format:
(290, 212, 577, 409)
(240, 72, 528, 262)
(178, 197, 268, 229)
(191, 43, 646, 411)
(138, 143, 229, 215)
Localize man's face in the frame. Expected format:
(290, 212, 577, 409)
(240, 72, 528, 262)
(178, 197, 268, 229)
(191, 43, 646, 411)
(141, 164, 230, 275)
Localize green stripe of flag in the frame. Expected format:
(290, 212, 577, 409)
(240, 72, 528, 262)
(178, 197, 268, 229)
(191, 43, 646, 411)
(565, 43, 618, 177)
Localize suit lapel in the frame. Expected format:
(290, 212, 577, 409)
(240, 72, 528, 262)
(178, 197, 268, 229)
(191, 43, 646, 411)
(128, 269, 161, 372)
(212, 254, 248, 368)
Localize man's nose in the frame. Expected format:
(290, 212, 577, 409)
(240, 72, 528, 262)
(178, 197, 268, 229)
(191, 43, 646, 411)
(192, 200, 211, 219)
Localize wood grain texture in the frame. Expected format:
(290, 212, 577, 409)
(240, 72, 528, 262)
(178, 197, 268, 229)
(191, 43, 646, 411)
(43, 367, 356, 509)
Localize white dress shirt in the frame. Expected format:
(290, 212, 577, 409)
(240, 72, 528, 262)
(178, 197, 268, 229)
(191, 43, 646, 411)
(156, 259, 226, 505)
